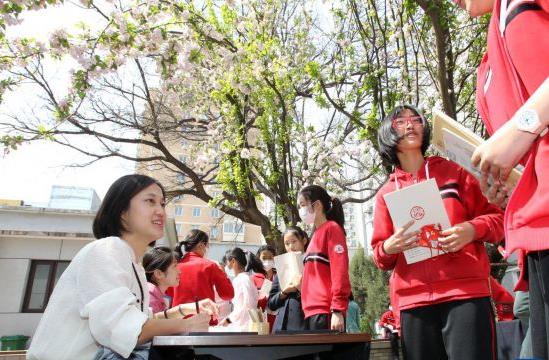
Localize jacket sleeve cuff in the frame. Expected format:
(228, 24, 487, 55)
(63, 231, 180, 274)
(468, 219, 487, 242)
(374, 242, 398, 267)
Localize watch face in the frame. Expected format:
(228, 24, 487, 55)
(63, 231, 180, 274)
(517, 109, 540, 132)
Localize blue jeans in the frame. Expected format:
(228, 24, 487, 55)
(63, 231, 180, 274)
(94, 342, 150, 360)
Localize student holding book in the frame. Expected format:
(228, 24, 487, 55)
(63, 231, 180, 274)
(298, 185, 351, 332)
(453, 1, 549, 357)
(372, 105, 504, 360)
(27, 175, 214, 360)
(268, 226, 309, 332)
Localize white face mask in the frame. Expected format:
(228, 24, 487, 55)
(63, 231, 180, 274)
(262, 260, 275, 272)
(225, 265, 235, 280)
(299, 204, 315, 225)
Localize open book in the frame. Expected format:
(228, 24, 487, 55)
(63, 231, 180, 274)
(383, 179, 451, 264)
(431, 109, 522, 189)
(274, 252, 303, 290)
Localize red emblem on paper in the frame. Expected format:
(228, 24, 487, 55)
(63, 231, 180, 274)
(410, 206, 425, 220)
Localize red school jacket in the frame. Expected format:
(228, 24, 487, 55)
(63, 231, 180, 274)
(168, 251, 234, 307)
(372, 156, 504, 311)
(301, 220, 351, 318)
(476, 0, 549, 256)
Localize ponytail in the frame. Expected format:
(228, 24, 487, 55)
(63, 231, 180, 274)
(225, 247, 266, 274)
(174, 229, 209, 258)
(326, 197, 345, 233)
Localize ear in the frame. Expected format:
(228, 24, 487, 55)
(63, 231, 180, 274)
(153, 269, 164, 281)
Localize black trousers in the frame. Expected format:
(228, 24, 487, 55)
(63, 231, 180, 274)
(528, 250, 549, 359)
(400, 297, 496, 360)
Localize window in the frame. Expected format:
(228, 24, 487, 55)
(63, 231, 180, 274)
(176, 223, 183, 236)
(210, 227, 219, 239)
(191, 224, 200, 230)
(223, 222, 234, 234)
(22, 260, 70, 313)
(178, 155, 187, 163)
(174, 205, 183, 216)
(211, 208, 220, 218)
(223, 220, 244, 234)
(176, 173, 186, 184)
(192, 207, 201, 217)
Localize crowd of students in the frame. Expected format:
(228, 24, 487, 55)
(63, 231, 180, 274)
(26, 177, 352, 360)
(24, 0, 549, 359)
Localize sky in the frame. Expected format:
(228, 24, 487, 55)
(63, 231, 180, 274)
(0, 3, 135, 204)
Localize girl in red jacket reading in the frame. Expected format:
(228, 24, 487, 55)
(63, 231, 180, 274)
(298, 185, 351, 332)
(372, 104, 504, 360)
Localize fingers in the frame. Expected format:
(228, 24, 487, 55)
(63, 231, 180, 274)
(396, 220, 415, 236)
(471, 148, 481, 168)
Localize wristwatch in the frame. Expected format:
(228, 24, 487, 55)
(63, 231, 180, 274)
(514, 108, 548, 136)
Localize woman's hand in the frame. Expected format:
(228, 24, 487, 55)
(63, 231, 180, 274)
(198, 298, 219, 316)
(438, 222, 476, 253)
(382, 220, 420, 255)
(471, 119, 537, 182)
(479, 176, 509, 209)
(330, 312, 345, 332)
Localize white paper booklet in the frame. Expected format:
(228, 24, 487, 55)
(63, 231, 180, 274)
(258, 279, 272, 298)
(431, 109, 522, 189)
(383, 179, 451, 264)
(274, 252, 303, 290)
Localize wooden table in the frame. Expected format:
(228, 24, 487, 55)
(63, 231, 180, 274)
(151, 332, 371, 360)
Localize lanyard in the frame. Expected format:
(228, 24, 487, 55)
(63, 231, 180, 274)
(394, 160, 430, 191)
(131, 262, 144, 312)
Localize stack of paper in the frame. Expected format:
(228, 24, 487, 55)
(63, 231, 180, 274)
(431, 109, 522, 189)
(274, 252, 303, 290)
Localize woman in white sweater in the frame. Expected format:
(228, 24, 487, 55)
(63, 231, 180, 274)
(27, 174, 216, 360)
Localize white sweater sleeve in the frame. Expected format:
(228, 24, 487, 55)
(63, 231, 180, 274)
(227, 274, 258, 329)
(76, 241, 148, 358)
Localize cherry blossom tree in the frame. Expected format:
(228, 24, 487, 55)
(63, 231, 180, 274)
(0, 0, 383, 250)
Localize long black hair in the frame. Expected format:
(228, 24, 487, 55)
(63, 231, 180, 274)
(299, 185, 345, 232)
(377, 104, 431, 168)
(225, 247, 266, 275)
(143, 246, 178, 285)
(93, 174, 165, 239)
(283, 226, 309, 250)
(174, 229, 209, 258)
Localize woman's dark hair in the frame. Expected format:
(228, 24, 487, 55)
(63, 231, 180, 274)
(299, 185, 345, 232)
(174, 229, 209, 258)
(225, 247, 266, 275)
(283, 226, 309, 249)
(377, 104, 431, 167)
(256, 245, 276, 258)
(93, 174, 165, 239)
(143, 246, 178, 285)
(349, 292, 354, 302)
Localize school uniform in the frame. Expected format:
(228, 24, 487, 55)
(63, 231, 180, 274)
(301, 220, 351, 330)
(372, 156, 504, 360)
(268, 274, 306, 332)
(169, 251, 234, 305)
(27, 237, 150, 360)
(476, 1, 549, 357)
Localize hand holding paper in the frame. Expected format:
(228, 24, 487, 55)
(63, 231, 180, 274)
(438, 222, 476, 252)
(382, 220, 420, 255)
